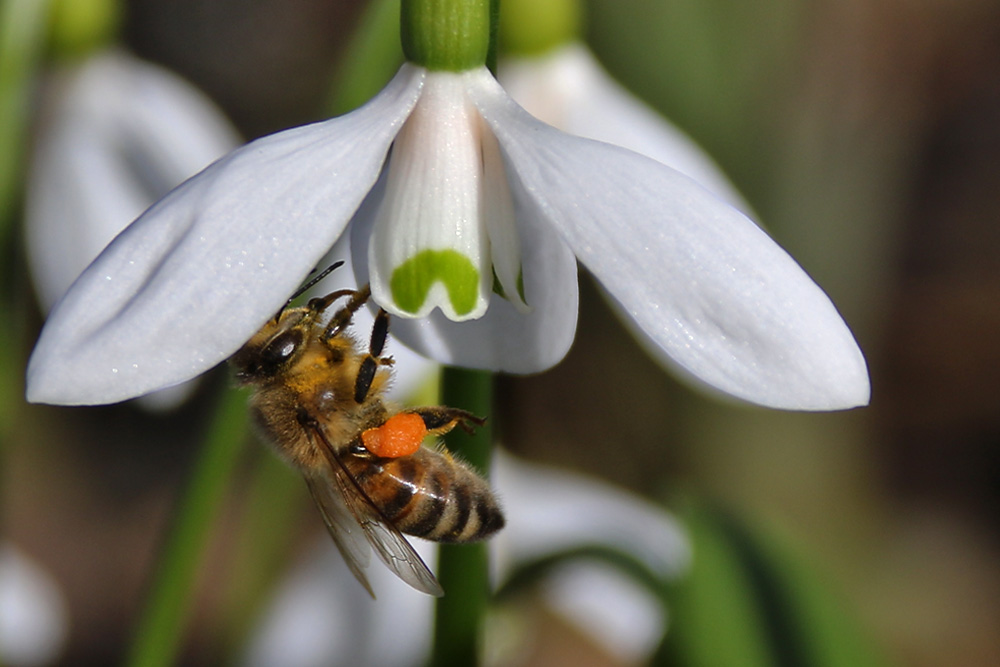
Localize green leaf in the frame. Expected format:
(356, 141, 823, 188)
(656, 502, 885, 667)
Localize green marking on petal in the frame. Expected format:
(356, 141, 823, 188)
(390, 249, 481, 316)
(491, 268, 505, 298)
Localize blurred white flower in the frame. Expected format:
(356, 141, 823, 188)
(0, 544, 68, 667)
(242, 453, 688, 667)
(24, 49, 241, 410)
(25, 48, 241, 311)
(26, 60, 868, 411)
(500, 42, 750, 213)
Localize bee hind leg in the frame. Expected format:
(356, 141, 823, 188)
(405, 407, 487, 437)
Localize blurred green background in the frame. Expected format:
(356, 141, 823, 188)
(4, 0, 1000, 665)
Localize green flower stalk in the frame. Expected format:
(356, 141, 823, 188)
(401, 0, 490, 71)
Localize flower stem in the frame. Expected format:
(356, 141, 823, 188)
(400, 0, 490, 71)
(126, 387, 249, 667)
(429, 367, 494, 667)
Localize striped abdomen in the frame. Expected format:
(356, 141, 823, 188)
(345, 446, 504, 543)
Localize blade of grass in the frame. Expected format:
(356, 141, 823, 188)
(126, 386, 249, 667)
(0, 0, 48, 227)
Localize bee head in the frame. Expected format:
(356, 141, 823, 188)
(231, 310, 309, 384)
(230, 261, 346, 384)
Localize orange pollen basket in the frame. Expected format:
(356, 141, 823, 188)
(361, 413, 428, 458)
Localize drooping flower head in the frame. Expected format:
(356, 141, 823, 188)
(26, 0, 869, 410)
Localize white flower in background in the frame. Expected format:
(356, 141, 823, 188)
(242, 453, 687, 667)
(0, 544, 68, 667)
(500, 42, 750, 214)
(25, 57, 869, 410)
(25, 48, 241, 311)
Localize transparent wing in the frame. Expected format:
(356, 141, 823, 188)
(306, 424, 444, 597)
(304, 472, 376, 597)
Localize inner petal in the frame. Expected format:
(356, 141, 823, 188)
(481, 117, 527, 312)
(368, 71, 491, 321)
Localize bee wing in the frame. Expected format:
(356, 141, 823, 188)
(304, 471, 377, 598)
(307, 424, 444, 598)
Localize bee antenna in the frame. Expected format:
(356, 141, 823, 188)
(271, 260, 346, 321)
(290, 261, 346, 303)
(286, 260, 346, 308)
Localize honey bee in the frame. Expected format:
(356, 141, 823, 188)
(230, 263, 504, 597)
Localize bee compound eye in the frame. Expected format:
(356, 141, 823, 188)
(261, 330, 303, 369)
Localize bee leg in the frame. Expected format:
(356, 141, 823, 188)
(323, 284, 373, 340)
(405, 407, 487, 437)
(306, 288, 356, 316)
(368, 307, 390, 358)
(354, 307, 393, 404)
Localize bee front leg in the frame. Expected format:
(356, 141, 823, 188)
(322, 284, 372, 341)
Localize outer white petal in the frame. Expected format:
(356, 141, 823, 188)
(26, 64, 426, 406)
(500, 43, 750, 214)
(352, 161, 578, 373)
(467, 75, 870, 410)
(26, 49, 241, 311)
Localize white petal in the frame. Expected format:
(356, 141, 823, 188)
(481, 119, 527, 311)
(368, 71, 491, 321)
(0, 544, 68, 667)
(542, 564, 666, 663)
(500, 43, 751, 213)
(352, 162, 578, 373)
(242, 538, 434, 667)
(26, 64, 426, 406)
(493, 453, 690, 578)
(492, 453, 689, 663)
(26, 49, 241, 311)
(468, 76, 870, 410)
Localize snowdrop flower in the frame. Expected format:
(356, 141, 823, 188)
(499, 43, 749, 214)
(242, 453, 688, 667)
(497, 0, 748, 212)
(0, 544, 68, 666)
(26, 0, 869, 411)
